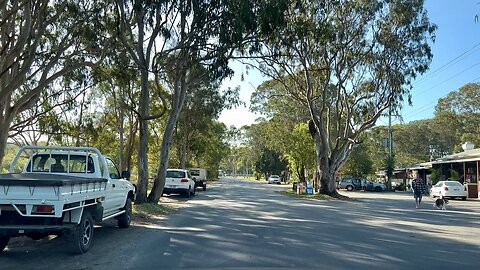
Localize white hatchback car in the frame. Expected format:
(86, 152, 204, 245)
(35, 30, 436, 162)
(268, 175, 281, 184)
(163, 169, 196, 198)
(430, 181, 467, 201)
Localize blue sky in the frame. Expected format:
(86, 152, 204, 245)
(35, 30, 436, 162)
(219, 0, 480, 128)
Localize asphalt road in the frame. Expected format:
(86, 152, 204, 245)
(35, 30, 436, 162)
(1, 177, 480, 270)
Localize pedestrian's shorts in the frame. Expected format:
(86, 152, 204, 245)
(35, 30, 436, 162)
(414, 191, 422, 199)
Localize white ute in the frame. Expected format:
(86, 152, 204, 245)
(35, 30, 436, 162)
(0, 146, 135, 254)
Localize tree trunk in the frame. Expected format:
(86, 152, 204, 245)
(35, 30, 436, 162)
(313, 132, 338, 195)
(117, 97, 125, 173)
(135, 68, 150, 204)
(124, 115, 137, 172)
(179, 118, 188, 169)
(148, 66, 188, 203)
(0, 103, 14, 167)
(0, 127, 9, 168)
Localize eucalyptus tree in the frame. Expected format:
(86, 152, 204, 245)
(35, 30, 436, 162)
(432, 83, 480, 151)
(0, 0, 108, 166)
(174, 80, 241, 169)
(188, 120, 231, 177)
(114, 0, 170, 203)
(251, 79, 314, 181)
(250, 0, 436, 195)
(147, 0, 289, 203)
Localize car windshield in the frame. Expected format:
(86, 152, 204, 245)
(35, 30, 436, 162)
(270, 175, 279, 178)
(166, 170, 186, 178)
(445, 181, 462, 186)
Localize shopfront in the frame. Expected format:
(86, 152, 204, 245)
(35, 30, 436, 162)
(431, 158, 479, 199)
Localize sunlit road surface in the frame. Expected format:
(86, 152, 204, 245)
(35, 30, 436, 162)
(124, 177, 480, 269)
(1, 177, 479, 270)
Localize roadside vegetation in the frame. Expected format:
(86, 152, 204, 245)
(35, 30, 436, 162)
(133, 203, 177, 220)
(5, 0, 468, 202)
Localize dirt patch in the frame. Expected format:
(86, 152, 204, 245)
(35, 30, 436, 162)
(132, 196, 187, 226)
(278, 189, 356, 201)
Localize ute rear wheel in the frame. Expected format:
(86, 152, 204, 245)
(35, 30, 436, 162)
(68, 211, 94, 254)
(0, 237, 9, 252)
(202, 183, 207, 191)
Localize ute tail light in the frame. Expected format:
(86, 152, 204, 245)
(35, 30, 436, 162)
(180, 179, 189, 182)
(444, 186, 449, 191)
(33, 205, 54, 213)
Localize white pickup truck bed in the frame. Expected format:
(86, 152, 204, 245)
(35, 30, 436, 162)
(0, 146, 135, 254)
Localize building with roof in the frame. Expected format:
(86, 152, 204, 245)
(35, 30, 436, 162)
(430, 142, 479, 199)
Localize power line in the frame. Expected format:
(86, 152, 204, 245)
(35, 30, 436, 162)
(401, 73, 480, 121)
(413, 41, 480, 87)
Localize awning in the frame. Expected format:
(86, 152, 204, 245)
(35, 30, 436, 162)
(432, 157, 480, 165)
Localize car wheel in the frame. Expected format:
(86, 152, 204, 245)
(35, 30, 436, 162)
(0, 237, 9, 252)
(185, 188, 191, 198)
(346, 185, 354, 191)
(117, 198, 132, 229)
(192, 187, 196, 196)
(202, 184, 206, 191)
(68, 211, 94, 254)
(462, 196, 467, 201)
(374, 186, 382, 192)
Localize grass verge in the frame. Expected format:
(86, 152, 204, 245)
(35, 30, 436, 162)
(133, 203, 176, 219)
(278, 189, 353, 201)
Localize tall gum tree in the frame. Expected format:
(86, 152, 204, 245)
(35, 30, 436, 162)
(0, 0, 107, 166)
(146, 0, 290, 203)
(251, 0, 436, 195)
(114, 0, 171, 203)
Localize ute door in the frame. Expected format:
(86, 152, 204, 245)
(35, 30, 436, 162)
(103, 158, 123, 214)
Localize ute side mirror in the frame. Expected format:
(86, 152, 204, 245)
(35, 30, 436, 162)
(192, 177, 196, 181)
(122, 171, 131, 180)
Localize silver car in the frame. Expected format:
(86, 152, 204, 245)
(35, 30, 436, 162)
(268, 175, 281, 184)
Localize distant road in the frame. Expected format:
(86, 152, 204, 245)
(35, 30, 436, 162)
(1, 177, 479, 270)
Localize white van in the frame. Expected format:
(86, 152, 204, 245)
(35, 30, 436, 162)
(189, 168, 207, 191)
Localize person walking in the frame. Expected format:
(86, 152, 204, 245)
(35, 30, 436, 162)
(412, 175, 426, 208)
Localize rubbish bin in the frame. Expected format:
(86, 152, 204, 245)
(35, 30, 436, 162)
(293, 182, 298, 192)
(306, 182, 313, 195)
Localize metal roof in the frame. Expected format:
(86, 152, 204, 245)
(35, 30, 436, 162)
(436, 148, 480, 161)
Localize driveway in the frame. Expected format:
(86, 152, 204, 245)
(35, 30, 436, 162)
(1, 178, 479, 270)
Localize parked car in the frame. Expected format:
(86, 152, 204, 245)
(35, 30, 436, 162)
(189, 168, 207, 191)
(268, 175, 281, 184)
(337, 177, 386, 192)
(430, 181, 467, 200)
(337, 177, 362, 191)
(163, 169, 196, 198)
(365, 181, 386, 192)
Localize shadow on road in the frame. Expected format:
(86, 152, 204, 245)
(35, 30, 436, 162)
(1, 178, 479, 270)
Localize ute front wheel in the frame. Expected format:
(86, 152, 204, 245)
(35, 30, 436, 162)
(118, 198, 132, 228)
